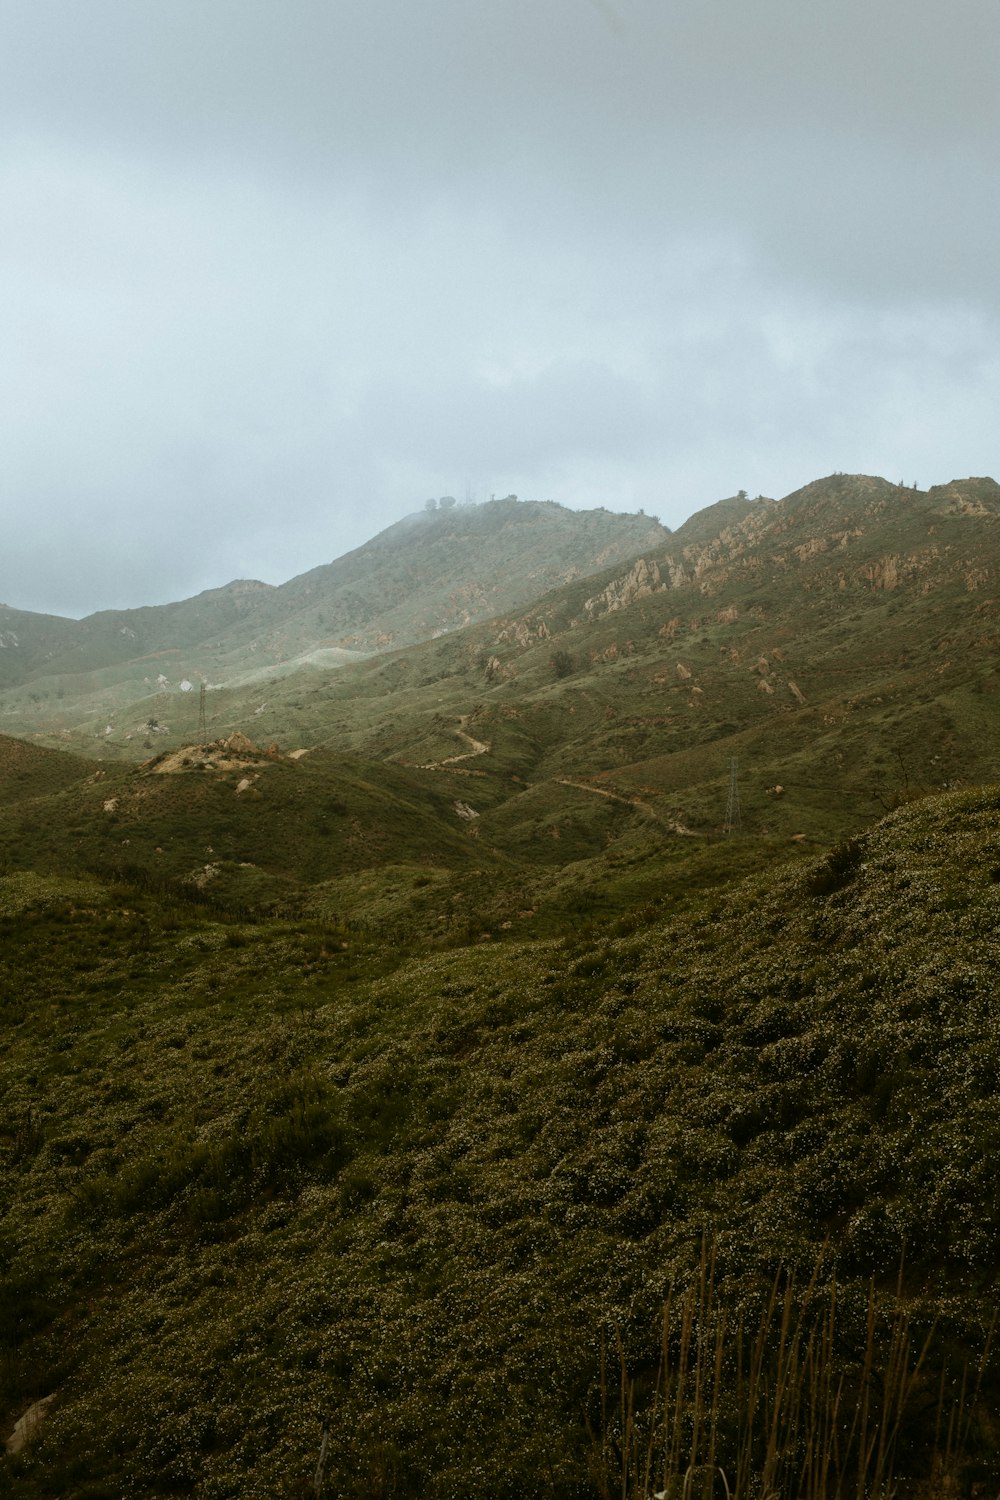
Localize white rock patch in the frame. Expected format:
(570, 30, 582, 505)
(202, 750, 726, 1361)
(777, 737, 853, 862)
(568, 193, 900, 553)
(5, 1394, 56, 1456)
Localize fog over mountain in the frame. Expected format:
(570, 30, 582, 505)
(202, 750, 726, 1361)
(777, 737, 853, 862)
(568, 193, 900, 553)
(2, 0, 998, 617)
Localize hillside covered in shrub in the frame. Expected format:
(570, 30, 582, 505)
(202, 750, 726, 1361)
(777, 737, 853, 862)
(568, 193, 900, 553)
(3, 786, 1000, 1495)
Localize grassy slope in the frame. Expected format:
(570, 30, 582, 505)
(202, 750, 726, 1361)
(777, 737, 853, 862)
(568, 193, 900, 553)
(0, 740, 507, 936)
(0, 737, 96, 808)
(3, 788, 1000, 1494)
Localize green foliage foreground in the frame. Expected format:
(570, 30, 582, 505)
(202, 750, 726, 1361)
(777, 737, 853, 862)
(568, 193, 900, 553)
(4, 788, 1000, 1495)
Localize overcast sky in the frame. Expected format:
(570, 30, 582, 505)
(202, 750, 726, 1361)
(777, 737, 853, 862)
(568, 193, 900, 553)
(2, 0, 998, 617)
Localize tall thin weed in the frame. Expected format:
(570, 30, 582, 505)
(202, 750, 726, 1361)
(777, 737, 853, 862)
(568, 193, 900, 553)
(590, 1243, 995, 1500)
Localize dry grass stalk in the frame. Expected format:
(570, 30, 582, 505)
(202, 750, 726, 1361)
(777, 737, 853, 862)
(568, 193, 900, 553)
(593, 1246, 994, 1500)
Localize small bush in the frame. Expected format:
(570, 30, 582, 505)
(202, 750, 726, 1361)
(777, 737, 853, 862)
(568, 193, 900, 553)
(806, 836, 864, 897)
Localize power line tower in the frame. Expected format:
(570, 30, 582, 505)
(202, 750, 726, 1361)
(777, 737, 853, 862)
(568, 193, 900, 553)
(198, 682, 207, 740)
(724, 756, 742, 835)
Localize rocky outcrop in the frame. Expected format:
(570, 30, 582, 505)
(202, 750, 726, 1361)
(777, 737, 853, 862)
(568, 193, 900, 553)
(583, 558, 666, 617)
(146, 731, 277, 776)
(927, 477, 1000, 516)
(224, 731, 259, 754)
(495, 618, 551, 649)
(5, 1394, 56, 1456)
(483, 655, 515, 681)
(862, 555, 902, 591)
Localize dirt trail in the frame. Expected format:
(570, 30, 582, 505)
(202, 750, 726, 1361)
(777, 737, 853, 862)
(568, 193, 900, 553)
(417, 717, 490, 770)
(555, 778, 700, 836)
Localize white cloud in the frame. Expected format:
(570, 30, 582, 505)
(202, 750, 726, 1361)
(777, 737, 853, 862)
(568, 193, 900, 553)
(1, 1, 997, 614)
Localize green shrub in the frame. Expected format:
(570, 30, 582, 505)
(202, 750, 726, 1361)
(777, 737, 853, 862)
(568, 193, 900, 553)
(806, 836, 864, 897)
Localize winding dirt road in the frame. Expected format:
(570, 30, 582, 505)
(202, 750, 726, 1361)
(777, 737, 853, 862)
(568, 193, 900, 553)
(417, 717, 490, 770)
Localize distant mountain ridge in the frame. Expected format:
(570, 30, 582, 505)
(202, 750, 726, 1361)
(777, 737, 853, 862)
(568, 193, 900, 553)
(493, 474, 1000, 633)
(5, 474, 1000, 778)
(0, 499, 666, 704)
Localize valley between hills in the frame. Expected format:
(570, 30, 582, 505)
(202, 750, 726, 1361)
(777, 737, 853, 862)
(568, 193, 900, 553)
(4, 477, 1000, 1497)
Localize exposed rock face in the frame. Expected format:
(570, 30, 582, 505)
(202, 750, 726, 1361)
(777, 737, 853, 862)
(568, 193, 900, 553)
(584, 558, 666, 617)
(863, 555, 901, 591)
(0, 499, 667, 718)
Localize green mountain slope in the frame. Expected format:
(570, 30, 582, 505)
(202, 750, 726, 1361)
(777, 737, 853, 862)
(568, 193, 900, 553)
(249, 497, 668, 651)
(0, 606, 78, 692)
(149, 473, 997, 894)
(8, 472, 997, 940)
(3, 787, 1000, 1495)
(0, 500, 666, 744)
(0, 736, 96, 808)
(5, 473, 1000, 1493)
